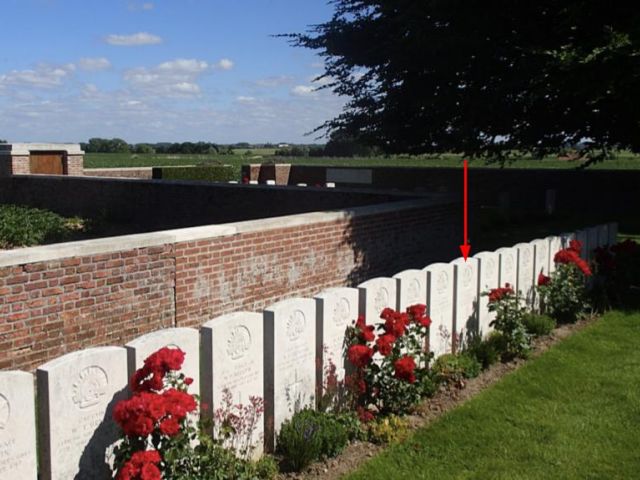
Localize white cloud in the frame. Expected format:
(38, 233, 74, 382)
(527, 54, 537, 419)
(157, 59, 209, 73)
(128, 1, 154, 11)
(215, 58, 234, 70)
(253, 75, 294, 88)
(291, 85, 317, 97)
(123, 58, 213, 97)
(105, 32, 162, 46)
(78, 57, 111, 71)
(0, 64, 75, 89)
(236, 96, 256, 103)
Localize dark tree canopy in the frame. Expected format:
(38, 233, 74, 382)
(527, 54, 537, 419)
(290, 1, 640, 160)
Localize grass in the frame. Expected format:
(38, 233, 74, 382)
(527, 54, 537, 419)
(344, 311, 640, 480)
(84, 150, 640, 173)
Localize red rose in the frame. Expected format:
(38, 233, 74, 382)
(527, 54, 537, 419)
(347, 344, 374, 368)
(394, 355, 416, 383)
(488, 284, 514, 303)
(383, 311, 408, 337)
(419, 315, 432, 328)
(569, 239, 582, 254)
(380, 307, 396, 321)
(140, 463, 161, 480)
(184, 377, 194, 386)
(375, 333, 396, 356)
(537, 272, 551, 286)
(406, 304, 426, 321)
(159, 417, 181, 436)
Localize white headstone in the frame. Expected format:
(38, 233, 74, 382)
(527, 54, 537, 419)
(473, 251, 499, 338)
(496, 247, 517, 289)
(201, 312, 264, 458)
(560, 231, 576, 249)
(514, 242, 535, 305)
(37, 347, 128, 480)
(424, 263, 454, 358)
(608, 222, 618, 246)
(263, 298, 316, 452)
(546, 235, 563, 274)
(0, 371, 37, 480)
(314, 287, 359, 397)
(531, 238, 550, 277)
(126, 328, 200, 397)
(357, 277, 398, 327)
(451, 257, 479, 348)
(393, 269, 427, 311)
(597, 224, 609, 248)
(575, 229, 589, 260)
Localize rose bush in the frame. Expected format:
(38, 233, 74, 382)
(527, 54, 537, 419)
(484, 283, 531, 359)
(537, 240, 591, 323)
(111, 347, 274, 480)
(345, 304, 434, 419)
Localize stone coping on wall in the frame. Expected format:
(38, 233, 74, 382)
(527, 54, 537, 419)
(0, 143, 84, 155)
(0, 197, 449, 268)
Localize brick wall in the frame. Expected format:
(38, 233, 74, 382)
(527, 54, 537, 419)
(243, 164, 640, 215)
(64, 154, 84, 176)
(11, 156, 29, 175)
(0, 199, 458, 371)
(84, 168, 153, 179)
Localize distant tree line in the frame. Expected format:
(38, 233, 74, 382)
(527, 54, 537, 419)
(274, 134, 380, 157)
(80, 138, 283, 155)
(80, 137, 376, 157)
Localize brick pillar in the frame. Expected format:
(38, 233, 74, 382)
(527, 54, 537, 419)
(274, 164, 291, 185)
(64, 154, 84, 176)
(11, 155, 30, 175)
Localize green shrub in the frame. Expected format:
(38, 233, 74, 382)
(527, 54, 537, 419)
(431, 353, 481, 385)
(366, 414, 410, 444)
(152, 165, 236, 182)
(523, 313, 556, 336)
(252, 455, 278, 480)
(0, 204, 83, 248)
(464, 333, 503, 369)
(276, 409, 349, 472)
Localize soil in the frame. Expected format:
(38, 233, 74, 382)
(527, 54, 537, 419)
(276, 315, 597, 480)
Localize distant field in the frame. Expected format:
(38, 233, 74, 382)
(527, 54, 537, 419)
(84, 150, 640, 172)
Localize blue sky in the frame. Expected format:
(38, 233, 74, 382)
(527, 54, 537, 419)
(0, 0, 343, 143)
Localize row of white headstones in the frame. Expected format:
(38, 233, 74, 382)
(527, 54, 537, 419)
(0, 223, 616, 479)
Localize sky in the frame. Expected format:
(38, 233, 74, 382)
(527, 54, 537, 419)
(0, 0, 343, 144)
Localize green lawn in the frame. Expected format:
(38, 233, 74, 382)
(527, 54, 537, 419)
(84, 151, 640, 172)
(344, 311, 640, 480)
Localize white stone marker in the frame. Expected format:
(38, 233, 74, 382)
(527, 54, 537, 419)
(201, 312, 264, 459)
(531, 238, 550, 277)
(575, 229, 589, 260)
(474, 251, 499, 338)
(358, 277, 398, 326)
(249, 180, 258, 185)
(126, 327, 200, 397)
(451, 257, 479, 348)
(0, 371, 37, 480)
(608, 222, 618, 246)
(597, 224, 609, 248)
(315, 287, 359, 397)
(266, 179, 276, 185)
(263, 298, 316, 452)
(37, 347, 128, 480)
(326, 182, 336, 188)
(514, 242, 535, 305)
(496, 247, 518, 289)
(560, 231, 577, 249)
(424, 263, 454, 358)
(546, 235, 563, 274)
(393, 269, 427, 311)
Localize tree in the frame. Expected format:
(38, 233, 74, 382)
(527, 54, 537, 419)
(289, 2, 640, 162)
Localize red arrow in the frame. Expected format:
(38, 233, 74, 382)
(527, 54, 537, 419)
(459, 159, 471, 261)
